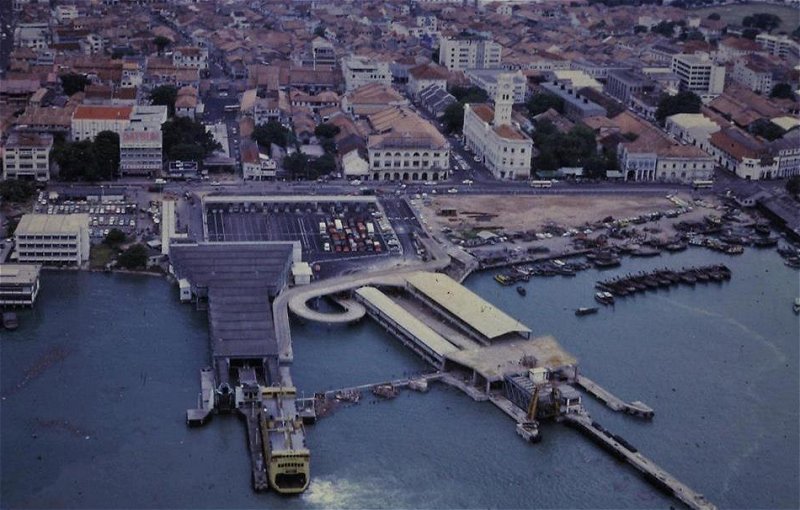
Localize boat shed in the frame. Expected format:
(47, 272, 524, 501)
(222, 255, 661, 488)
(404, 272, 531, 345)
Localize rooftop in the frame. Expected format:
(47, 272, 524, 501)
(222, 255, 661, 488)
(0, 264, 41, 286)
(72, 105, 133, 121)
(4, 131, 54, 148)
(405, 272, 531, 341)
(16, 214, 89, 235)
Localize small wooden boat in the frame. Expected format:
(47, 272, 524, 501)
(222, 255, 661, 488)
(516, 286, 526, 296)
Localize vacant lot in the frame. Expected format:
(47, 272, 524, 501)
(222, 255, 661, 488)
(425, 194, 684, 233)
(691, 3, 800, 32)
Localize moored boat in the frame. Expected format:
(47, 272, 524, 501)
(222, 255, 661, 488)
(594, 292, 614, 305)
(575, 307, 599, 316)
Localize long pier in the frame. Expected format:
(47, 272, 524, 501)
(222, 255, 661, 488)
(574, 374, 654, 418)
(564, 412, 715, 510)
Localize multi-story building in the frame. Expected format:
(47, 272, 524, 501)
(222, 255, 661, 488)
(756, 34, 800, 59)
(71, 105, 132, 141)
(438, 36, 502, 71)
(604, 70, 653, 106)
(463, 74, 532, 180)
(14, 214, 91, 266)
(465, 69, 527, 103)
(665, 113, 721, 149)
(539, 81, 607, 121)
(342, 55, 392, 92)
(770, 135, 800, 179)
(731, 55, 775, 95)
(13, 23, 50, 50)
(670, 53, 725, 99)
(241, 140, 277, 180)
(709, 127, 776, 180)
(0, 264, 41, 308)
(119, 130, 162, 177)
(366, 108, 450, 182)
(303, 37, 336, 69)
(716, 37, 763, 63)
(407, 63, 450, 98)
(172, 46, 209, 70)
(2, 131, 53, 182)
(175, 86, 200, 119)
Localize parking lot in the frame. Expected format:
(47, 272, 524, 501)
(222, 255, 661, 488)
(34, 193, 139, 240)
(205, 199, 401, 261)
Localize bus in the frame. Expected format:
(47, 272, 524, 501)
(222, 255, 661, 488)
(692, 180, 714, 190)
(530, 180, 553, 189)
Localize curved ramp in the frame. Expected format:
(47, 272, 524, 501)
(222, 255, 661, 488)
(287, 275, 406, 324)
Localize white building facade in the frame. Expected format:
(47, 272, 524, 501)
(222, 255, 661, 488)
(2, 131, 53, 182)
(14, 214, 91, 266)
(438, 37, 502, 71)
(671, 53, 725, 99)
(342, 55, 392, 92)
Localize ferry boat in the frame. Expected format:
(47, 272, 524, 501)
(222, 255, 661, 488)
(259, 386, 311, 494)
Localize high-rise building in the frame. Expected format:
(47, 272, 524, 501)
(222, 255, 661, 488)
(670, 53, 725, 98)
(438, 37, 502, 71)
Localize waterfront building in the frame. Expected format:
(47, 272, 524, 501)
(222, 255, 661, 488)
(2, 131, 53, 182)
(438, 36, 502, 71)
(0, 264, 41, 307)
(341, 55, 392, 92)
(708, 127, 776, 180)
(670, 53, 725, 100)
(463, 74, 533, 180)
(14, 214, 90, 266)
(366, 107, 450, 182)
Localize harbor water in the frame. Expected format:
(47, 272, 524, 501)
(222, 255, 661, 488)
(1, 248, 798, 509)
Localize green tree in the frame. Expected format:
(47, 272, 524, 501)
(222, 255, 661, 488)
(104, 228, 126, 246)
(526, 92, 564, 117)
(742, 28, 760, 40)
(153, 35, 172, 55)
(786, 175, 800, 195)
(742, 13, 781, 32)
(94, 130, 120, 179)
(0, 180, 36, 202)
(655, 91, 702, 124)
(283, 152, 309, 179)
(442, 103, 465, 134)
(162, 116, 221, 162)
(313, 25, 326, 37)
(117, 244, 148, 269)
(450, 86, 488, 104)
(651, 21, 678, 37)
(60, 73, 90, 96)
(52, 140, 99, 181)
(749, 119, 785, 141)
(252, 121, 290, 149)
(314, 123, 340, 139)
(634, 25, 648, 34)
(770, 83, 796, 100)
(149, 85, 178, 116)
(310, 153, 337, 177)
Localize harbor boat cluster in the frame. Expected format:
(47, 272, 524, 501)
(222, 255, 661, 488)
(595, 264, 732, 297)
(494, 260, 591, 285)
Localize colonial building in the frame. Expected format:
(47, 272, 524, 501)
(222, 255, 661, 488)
(2, 131, 53, 182)
(366, 107, 450, 182)
(463, 73, 532, 180)
(708, 127, 775, 180)
(465, 69, 527, 103)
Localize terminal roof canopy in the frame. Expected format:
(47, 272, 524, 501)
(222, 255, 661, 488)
(405, 272, 531, 340)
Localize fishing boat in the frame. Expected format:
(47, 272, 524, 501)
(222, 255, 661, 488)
(787, 257, 800, 269)
(594, 257, 621, 268)
(516, 286, 526, 296)
(575, 307, 599, 316)
(494, 274, 512, 285)
(594, 292, 614, 305)
(2, 312, 18, 330)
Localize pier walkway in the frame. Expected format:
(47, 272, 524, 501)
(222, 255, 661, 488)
(564, 412, 715, 510)
(320, 373, 443, 398)
(574, 374, 654, 418)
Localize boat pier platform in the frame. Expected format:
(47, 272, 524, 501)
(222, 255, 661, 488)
(186, 367, 216, 426)
(574, 374, 654, 418)
(564, 412, 715, 510)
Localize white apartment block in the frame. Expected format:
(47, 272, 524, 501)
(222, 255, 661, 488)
(0, 264, 41, 308)
(13, 23, 50, 50)
(54, 5, 79, 23)
(671, 53, 725, 99)
(2, 131, 53, 182)
(463, 74, 532, 180)
(71, 105, 132, 141)
(342, 55, 392, 92)
(756, 34, 800, 58)
(438, 37, 502, 71)
(15, 214, 91, 266)
(120, 131, 162, 177)
(731, 56, 774, 94)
